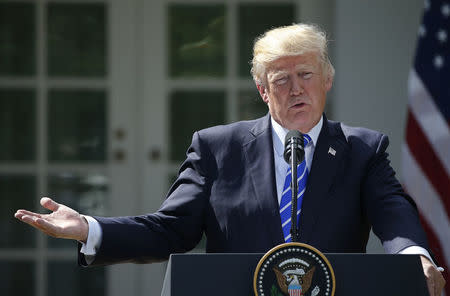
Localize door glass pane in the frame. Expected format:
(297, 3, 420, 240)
(47, 3, 106, 77)
(0, 261, 35, 295)
(169, 4, 226, 77)
(238, 4, 295, 78)
(48, 90, 107, 162)
(47, 172, 108, 248)
(48, 261, 105, 296)
(0, 3, 35, 76)
(0, 175, 36, 248)
(169, 91, 225, 162)
(238, 90, 267, 120)
(0, 89, 36, 162)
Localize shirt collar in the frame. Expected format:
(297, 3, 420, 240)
(271, 115, 323, 157)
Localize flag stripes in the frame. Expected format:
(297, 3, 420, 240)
(408, 70, 450, 173)
(406, 110, 450, 213)
(402, 144, 450, 263)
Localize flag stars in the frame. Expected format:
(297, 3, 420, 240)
(419, 25, 427, 37)
(436, 29, 448, 42)
(442, 3, 450, 17)
(433, 55, 444, 69)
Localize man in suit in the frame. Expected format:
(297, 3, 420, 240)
(15, 23, 445, 295)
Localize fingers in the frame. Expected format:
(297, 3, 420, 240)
(17, 213, 40, 225)
(426, 276, 434, 296)
(40, 197, 60, 212)
(15, 211, 61, 237)
(14, 210, 43, 220)
(15, 206, 54, 235)
(14, 197, 59, 220)
(15, 214, 49, 232)
(14, 197, 81, 240)
(430, 270, 445, 296)
(435, 272, 446, 296)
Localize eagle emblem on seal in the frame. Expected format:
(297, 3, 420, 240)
(273, 258, 316, 296)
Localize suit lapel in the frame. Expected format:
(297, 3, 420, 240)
(243, 114, 284, 246)
(299, 117, 349, 244)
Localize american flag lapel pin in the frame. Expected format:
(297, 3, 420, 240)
(328, 147, 336, 156)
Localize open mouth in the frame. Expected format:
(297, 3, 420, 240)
(291, 102, 306, 108)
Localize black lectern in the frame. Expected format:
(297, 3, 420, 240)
(161, 253, 428, 296)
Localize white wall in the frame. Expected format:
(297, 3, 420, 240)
(332, 0, 424, 252)
(333, 0, 423, 172)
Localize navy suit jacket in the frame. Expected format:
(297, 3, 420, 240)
(81, 114, 428, 266)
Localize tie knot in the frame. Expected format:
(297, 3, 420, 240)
(303, 134, 312, 147)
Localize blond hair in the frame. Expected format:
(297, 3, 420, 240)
(251, 23, 335, 85)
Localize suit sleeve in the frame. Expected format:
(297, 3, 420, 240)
(79, 131, 214, 266)
(361, 134, 429, 254)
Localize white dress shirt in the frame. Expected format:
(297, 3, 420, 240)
(271, 116, 322, 205)
(81, 115, 436, 267)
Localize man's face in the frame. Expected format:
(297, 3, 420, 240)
(257, 52, 333, 133)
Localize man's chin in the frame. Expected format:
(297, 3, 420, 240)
(285, 121, 312, 133)
(285, 114, 322, 133)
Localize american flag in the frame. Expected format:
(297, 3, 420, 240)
(402, 0, 449, 294)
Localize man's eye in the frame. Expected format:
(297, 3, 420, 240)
(302, 72, 313, 79)
(275, 77, 288, 85)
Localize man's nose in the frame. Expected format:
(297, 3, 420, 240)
(290, 76, 303, 96)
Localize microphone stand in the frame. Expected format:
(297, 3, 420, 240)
(290, 136, 300, 242)
(284, 131, 305, 243)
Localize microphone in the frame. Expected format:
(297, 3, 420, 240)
(283, 130, 306, 243)
(284, 130, 305, 164)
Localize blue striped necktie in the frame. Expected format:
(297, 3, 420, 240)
(279, 134, 311, 242)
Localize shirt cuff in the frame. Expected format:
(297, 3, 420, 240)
(79, 215, 102, 256)
(398, 246, 438, 268)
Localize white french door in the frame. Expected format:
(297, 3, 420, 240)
(0, 0, 337, 295)
(0, 1, 139, 295)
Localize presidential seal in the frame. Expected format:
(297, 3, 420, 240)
(254, 243, 335, 296)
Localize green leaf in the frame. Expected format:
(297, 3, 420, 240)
(270, 284, 284, 296)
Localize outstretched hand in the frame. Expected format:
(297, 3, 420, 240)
(14, 197, 89, 243)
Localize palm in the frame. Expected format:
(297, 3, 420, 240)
(15, 197, 88, 242)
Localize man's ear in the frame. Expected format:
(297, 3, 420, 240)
(256, 83, 269, 104)
(325, 74, 333, 92)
